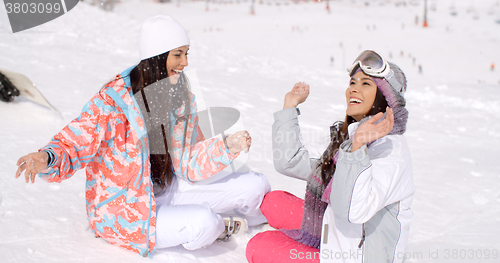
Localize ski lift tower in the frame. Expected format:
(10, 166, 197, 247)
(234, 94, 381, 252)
(423, 0, 428, 27)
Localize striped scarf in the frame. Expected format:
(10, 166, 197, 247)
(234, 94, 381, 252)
(281, 151, 339, 249)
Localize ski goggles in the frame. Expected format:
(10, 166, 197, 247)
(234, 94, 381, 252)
(347, 50, 404, 95)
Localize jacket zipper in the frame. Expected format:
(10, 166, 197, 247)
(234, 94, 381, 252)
(104, 83, 153, 257)
(358, 226, 365, 248)
(143, 150, 153, 258)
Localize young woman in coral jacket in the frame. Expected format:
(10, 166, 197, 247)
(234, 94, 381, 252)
(15, 14, 270, 257)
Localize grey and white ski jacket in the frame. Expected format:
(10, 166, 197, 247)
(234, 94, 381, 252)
(272, 107, 415, 263)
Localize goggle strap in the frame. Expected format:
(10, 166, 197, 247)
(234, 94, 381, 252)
(385, 72, 404, 96)
(347, 62, 360, 76)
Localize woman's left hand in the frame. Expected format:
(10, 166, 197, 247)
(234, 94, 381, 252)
(351, 107, 394, 152)
(227, 131, 252, 154)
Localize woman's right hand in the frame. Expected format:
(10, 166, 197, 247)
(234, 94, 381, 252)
(283, 82, 310, 109)
(15, 151, 49, 183)
(227, 131, 251, 154)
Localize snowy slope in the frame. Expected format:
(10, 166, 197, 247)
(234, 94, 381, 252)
(1, 0, 499, 262)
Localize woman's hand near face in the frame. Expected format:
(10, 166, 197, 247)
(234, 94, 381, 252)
(15, 151, 49, 183)
(227, 131, 252, 154)
(283, 82, 310, 109)
(351, 107, 394, 152)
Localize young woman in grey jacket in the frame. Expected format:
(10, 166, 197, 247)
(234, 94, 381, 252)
(246, 50, 415, 263)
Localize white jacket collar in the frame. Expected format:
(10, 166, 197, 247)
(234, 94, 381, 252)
(347, 122, 359, 139)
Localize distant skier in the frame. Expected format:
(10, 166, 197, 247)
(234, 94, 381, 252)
(246, 50, 414, 263)
(15, 14, 270, 257)
(0, 71, 20, 102)
(90, 0, 116, 11)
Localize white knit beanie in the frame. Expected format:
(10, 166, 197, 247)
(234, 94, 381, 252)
(139, 14, 190, 60)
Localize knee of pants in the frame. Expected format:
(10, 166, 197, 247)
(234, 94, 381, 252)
(238, 171, 271, 202)
(183, 206, 224, 250)
(260, 190, 305, 230)
(247, 231, 320, 263)
(261, 190, 299, 217)
(246, 231, 267, 262)
(191, 205, 224, 235)
(261, 190, 286, 215)
(246, 231, 287, 262)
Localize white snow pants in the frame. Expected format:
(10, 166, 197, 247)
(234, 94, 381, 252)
(154, 171, 271, 250)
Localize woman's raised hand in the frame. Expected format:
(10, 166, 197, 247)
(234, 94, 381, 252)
(227, 131, 252, 154)
(283, 82, 310, 109)
(351, 107, 394, 152)
(15, 151, 49, 183)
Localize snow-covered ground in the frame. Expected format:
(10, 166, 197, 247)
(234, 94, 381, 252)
(1, 0, 499, 262)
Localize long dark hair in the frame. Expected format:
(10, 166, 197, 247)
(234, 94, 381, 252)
(129, 51, 191, 189)
(317, 87, 388, 186)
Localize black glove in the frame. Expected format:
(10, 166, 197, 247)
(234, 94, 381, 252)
(0, 72, 20, 102)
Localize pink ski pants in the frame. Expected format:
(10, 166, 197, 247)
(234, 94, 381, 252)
(246, 190, 320, 263)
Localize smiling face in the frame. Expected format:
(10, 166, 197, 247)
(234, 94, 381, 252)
(166, 45, 189, 84)
(345, 71, 379, 121)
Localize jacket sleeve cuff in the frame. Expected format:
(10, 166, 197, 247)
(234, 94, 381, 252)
(222, 135, 239, 161)
(39, 148, 59, 168)
(273, 107, 300, 125)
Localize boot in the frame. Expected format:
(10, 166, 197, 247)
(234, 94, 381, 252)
(217, 216, 248, 242)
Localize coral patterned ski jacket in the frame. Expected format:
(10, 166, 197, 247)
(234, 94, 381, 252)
(39, 67, 238, 257)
